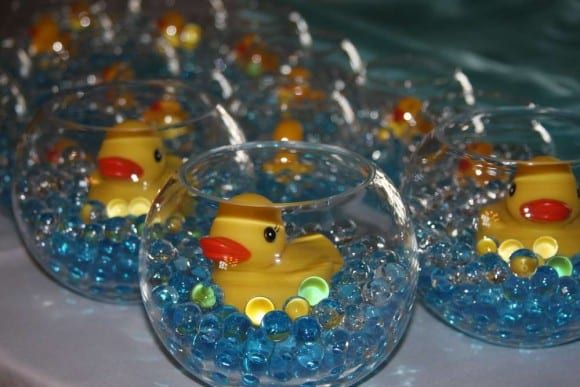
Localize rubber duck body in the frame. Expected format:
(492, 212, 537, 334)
(477, 156, 580, 255)
(200, 193, 344, 311)
(87, 120, 180, 218)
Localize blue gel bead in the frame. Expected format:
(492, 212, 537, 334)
(147, 239, 177, 262)
(452, 241, 475, 265)
(146, 262, 171, 287)
(192, 313, 222, 358)
(343, 304, 366, 331)
(215, 337, 242, 371)
(480, 253, 504, 270)
(323, 328, 349, 354)
(502, 276, 530, 302)
(347, 331, 371, 365)
(91, 254, 114, 283)
(336, 283, 362, 305)
(190, 266, 210, 284)
(104, 217, 129, 242)
(313, 298, 345, 328)
(223, 312, 252, 341)
(556, 277, 577, 304)
(168, 272, 196, 302)
(51, 232, 77, 260)
(123, 235, 140, 255)
(293, 317, 322, 343)
(151, 285, 180, 308)
(430, 267, 454, 293)
(296, 342, 324, 372)
(343, 260, 370, 282)
(452, 285, 476, 308)
(463, 261, 486, 284)
(366, 249, 399, 272)
(364, 277, 391, 306)
(382, 262, 409, 294)
(427, 241, 452, 266)
(214, 305, 238, 320)
(529, 266, 559, 299)
(82, 223, 105, 241)
(475, 285, 503, 305)
(268, 337, 297, 382)
(262, 310, 292, 342)
(167, 303, 202, 336)
(243, 328, 274, 374)
(22, 198, 46, 222)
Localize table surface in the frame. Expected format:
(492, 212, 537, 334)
(0, 211, 578, 387)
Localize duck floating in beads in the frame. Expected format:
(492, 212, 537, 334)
(478, 156, 580, 256)
(380, 96, 432, 142)
(263, 118, 312, 176)
(29, 14, 70, 56)
(86, 120, 180, 218)
(199, 193, 344, 316)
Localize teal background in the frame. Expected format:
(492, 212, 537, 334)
(288, 0, 580, 105)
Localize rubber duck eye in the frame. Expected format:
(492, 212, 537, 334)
(263, 226, 276, 243)
(508, 183, 516, 197)
(154, 149, 163, 162)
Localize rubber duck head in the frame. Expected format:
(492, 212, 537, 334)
(506, 156, 579, 224)
(97, 120, 168, 184)
(200, 193, 287, 270)
(29, 14, 67, 55)
(273, 118, 304, 142)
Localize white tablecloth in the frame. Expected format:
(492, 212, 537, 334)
(0, 212, 578, 387)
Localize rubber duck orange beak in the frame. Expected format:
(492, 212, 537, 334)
(520, 199, 571, 222)
(199, 236, 251, 265)
(98, 157, 144, 180)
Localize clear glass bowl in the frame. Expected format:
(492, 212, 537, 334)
(401, 106, 580, 348)
(140, 141, 418, 386)
(0, 68, 28, 210)
(12, 80, 245, 303)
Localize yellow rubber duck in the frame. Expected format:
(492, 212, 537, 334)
(157, 10, 201, 50)
(477, 156, 580, 256)
(199, 193, 344, 312)
(86, 120, 181, 218)
(263, 118, 313, 176)
(141, 99, 189, 140)
(381, 96, 432, 143)
(29, 14, 70, 55)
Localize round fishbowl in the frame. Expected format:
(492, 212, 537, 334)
(401, 106, 580, 348)
(12, 80, 245, 303)
(140, 141, 418, 385)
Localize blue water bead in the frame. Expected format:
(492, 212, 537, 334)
(481, 254, 511, 284)
(293, 317, 322, 343)
(572, 255, 580, 281)
(363, 277, 391, 306)
(151, 285, 180, 309)
(82, 200, 106, 223)
(426, 240, 452, 267)
(382, 262, 409, 294)
(365, 249, 399, 272)
(51, 231, 77, 261)
(22, 198, 47, 223)
(296, 342, 324, 372)
(344, 240, 369, 260)
(502, 276, 530, 302)
(468, 304, 498, 331)
(123, 235, 140, 256)
(104, 216, 130, 243)
(59, 213, 84, 238)
(192, 313, 222, 359)
(463, 261, 486, 284)
(68, 240, 97, 281)
(214, 305, 238, 320)
(529, 266, 559, 300)
(452, 241, 475, 265)
(35, 209, 59, 235)
(215, 337, 243, 371)
(147, 239, 177, 263)
(262, 310, 292, 342)
(548, 301, 575, 327)
(90, 254, 115, 284)
(555, 277, 577, 305)
(146, 261, 171, 287)
(168, 272, 196, 302)
(475, 284, 503, 305)
(313, 298, 345, 329)
(430, 267, 454, 293)
(82, 223, 105, 242)
(343, 304, 366, 331)
(269, 337, 298, 382)
(115, 247, 139, 283)
(452, 285, 477, 308)
(223, 312, 252, 341)
(190, 266, 211, 284)
(335, 282, 362, 305)
(243, 328, 274, 374)
(346, 331, 372, 366)
(342, 260, 371, 283)
(166, 302, 202, 336)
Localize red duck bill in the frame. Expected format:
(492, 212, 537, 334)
(199, 236, 251, 266)
(520, 199, 571, 222)
(98, 157, 144, 180)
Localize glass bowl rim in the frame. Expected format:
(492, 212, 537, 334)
(178, 140, 380, 209)
(432, 105, 580, 167)
(38, 79, 219, 133)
